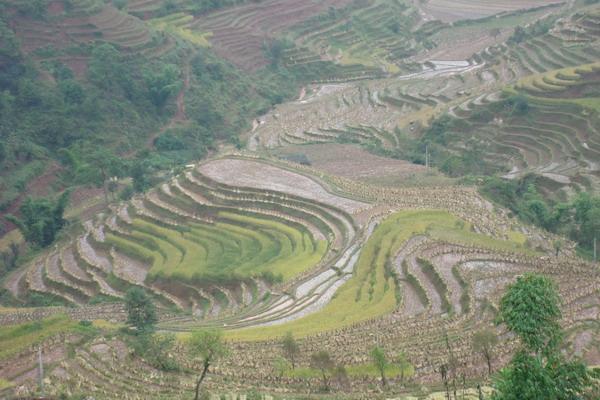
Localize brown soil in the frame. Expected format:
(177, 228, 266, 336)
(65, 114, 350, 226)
(274, 144, 427, 183)
(419, 0, 562, 22)
(198, 157, 368, 212)
(192, 0, 353, 71)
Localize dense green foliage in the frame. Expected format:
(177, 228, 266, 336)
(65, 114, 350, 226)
(481, 176, 600, 256)
(6, 191, 69, 247)
(282, 332, 299, 369)
(127, 332, 180, 371)
(124, 287, 158, 333)
(0, 4, 304, 229)
(370, 346, 388, 387)
(498, 274, 562, 353)
(493, 273, 595, 399)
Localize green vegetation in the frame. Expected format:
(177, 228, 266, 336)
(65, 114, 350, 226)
(481, 176, 600, 257)
(0, 314, 96, 360)
(7, 191, 69, 247)
(127, 332, 179, 371)
(494, 274, 595, 399)
(310, 350, 335, 391)
(472, 329, 499, 376)
(282, 331, 299, 369)
(112, 211, 327, 284)
(187, 329, 228, 400)
(371, 345, 389, 388)
(229, 210, 532, 340)
(125, 287, 158, 333)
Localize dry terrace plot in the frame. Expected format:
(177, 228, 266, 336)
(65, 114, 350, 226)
(197, 158, 368, 213)
(274, 144, 428, 182)
(190, 0, 353, 71)
(419, 0, 564, 22)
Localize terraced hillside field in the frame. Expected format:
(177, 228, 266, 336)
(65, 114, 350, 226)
(188, 0, 354, 71)
(5, 156, 366, 319)
(417, 0, 564, 22)
(5, 0, 175, 75)
(2, 154, 598, 398)
(2, 1, 600, 399)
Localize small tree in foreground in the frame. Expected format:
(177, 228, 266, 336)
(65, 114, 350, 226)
(472, 329, 498, 376)
(310, 350, 335, 391)
(493, 273, 595, 399)
(282, 331, 299, 369)
(272, 356, 291, 382)
(188, 329, 228, 400)
(396, 351, 411, 383)
(125, 287, 157, 333)
(370, 346, 388, 388)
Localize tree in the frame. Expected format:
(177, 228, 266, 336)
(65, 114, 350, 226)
(144, 63, 181, 109)
(0, 242, 19, 276)
(553, 240, 563, 257)
(282, 331, 299, 369)
(124, 287, 157, 333)
(499, 274, 561, 354)
(130, 159, 151, 193)
(88, 43, 122, 90)
(129, 332, 179, 371)
(332, 364, 350, 390)
(88, 149, 123, 206)
(272, 356, 291, 382)
(472, 329, 498, 376)
(188, 329, 228, 400)
(493, 273, 594, 399)
(310, 350, 335, 391)
(370, 346, 388, 388)
(396, 352, 411, 383)
(7, 191, 70, 248)
(489, 28, 501, 41)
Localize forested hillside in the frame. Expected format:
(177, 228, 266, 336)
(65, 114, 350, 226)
(0, 0, 304, 230)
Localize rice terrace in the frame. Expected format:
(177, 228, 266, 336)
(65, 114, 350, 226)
(0, 0, 599, 399)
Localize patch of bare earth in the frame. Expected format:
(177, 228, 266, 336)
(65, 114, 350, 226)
(198, 158, 367, 213)
(275, 144, 427, 183)
(419, 0, 563, 22)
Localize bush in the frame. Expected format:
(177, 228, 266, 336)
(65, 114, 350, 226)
(112, 0, 128, 9)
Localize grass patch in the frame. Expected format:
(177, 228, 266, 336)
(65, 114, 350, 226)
(0, 314, 97, 360)
(287, 361, 414, 379)
(0, 378, 14, 391)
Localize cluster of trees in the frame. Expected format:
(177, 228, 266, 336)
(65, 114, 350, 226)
(493, 274, 596, 399)
(123, 287, 228, 400)
(121, 273, 597, 399)
(482, 176, 600, 256)
(274, 332, 412, 391)
(7, 191, 70, 248)
(508, 15, 556, 44)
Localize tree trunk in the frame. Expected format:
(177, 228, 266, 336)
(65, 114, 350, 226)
(194, 361, 210, 400)
(321, 369, 329, 391)
(485, 350, 492, 376)
(380, 370, 387, 388)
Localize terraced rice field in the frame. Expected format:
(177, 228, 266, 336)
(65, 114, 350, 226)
(189, 0, 354, 70)
(288, 0, 424, 73)
(2, 2, 600, 398)
(6, 157, 362, 320)
(418, 0, 564, 22)
(9, 1, 175, 61)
